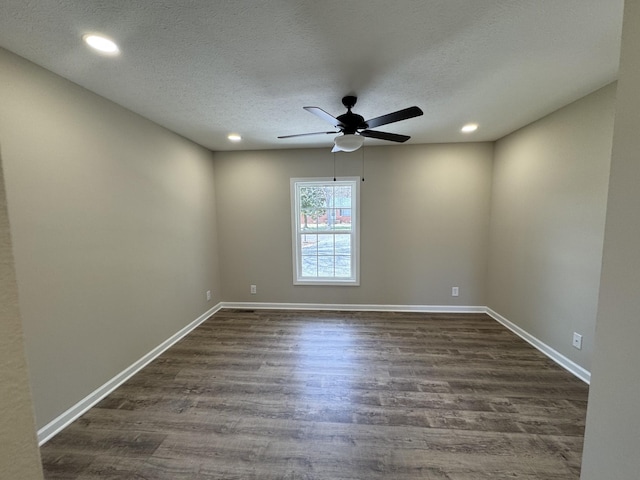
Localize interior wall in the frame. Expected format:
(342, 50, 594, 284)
(486, 83, 616, 372)
(0, 156, 43, 478)
(581, 0, 640, 476)
(0, 47, 221, 429)
(213, 143, 493, 306)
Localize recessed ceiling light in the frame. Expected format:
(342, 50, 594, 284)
(227, 134, 242, 142)
(82, 34, 120, 55)
(461, 123, 479, 133)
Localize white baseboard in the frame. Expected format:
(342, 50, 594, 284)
(485, 307, 591, 384)
(221, 302, 486, 313)
(37, 303, 223, 445)
(38, 301, 589, 444)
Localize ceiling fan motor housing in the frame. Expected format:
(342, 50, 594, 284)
(338, 96, 367, 133)
(337, 112, 366, 134)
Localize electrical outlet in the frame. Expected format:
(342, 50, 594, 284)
(452, 286, 459, 297)
(206, 290, 211, 301)
(250, 284, 257, 294)
(572, 332, 583, 350)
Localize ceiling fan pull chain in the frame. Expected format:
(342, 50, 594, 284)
(333, 151, 337, 181)
(361, 147, 365, 182)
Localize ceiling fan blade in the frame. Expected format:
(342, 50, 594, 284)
(360, 130, 410, 143)
(364, 106, 423, 129)
(278, 131, 338, 139)
(304, 106, 344, 127)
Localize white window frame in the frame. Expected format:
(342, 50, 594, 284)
(290, 177, 360, 286)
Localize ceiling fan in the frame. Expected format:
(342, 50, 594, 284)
(278, 96, 423, 152)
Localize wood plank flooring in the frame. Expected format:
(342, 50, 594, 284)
(40, 309, 589, 479)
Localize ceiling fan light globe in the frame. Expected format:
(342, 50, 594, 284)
(334, 134, 364, 152)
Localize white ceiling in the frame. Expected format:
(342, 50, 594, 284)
(0, 1, 624, 151)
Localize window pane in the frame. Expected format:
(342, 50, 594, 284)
(316, 234, 334, 255)
(318, 256, 335, 277)
(335, 186, 352, 207)
(311, 214, 322, 231)
(301, 256, 317, 277)
(300, 234, 317, 255)
(335, 256, 351, 277)
(335, 234, 351, 255)
(324, 186, 334, 208)
(326, 208, 337, 230)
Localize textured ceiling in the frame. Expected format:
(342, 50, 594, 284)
(0, 0, 624, 151)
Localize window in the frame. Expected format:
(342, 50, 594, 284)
(291, 177, 360, 285)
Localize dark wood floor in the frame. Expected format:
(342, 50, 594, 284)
(40, 309, 589, 479)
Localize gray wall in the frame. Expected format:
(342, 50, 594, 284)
(487, 84, 616, 371)
(0, 47, 222, 428)
(0, 157, 43, 478)
(213, 143, 493, 306)
(581, 0, 640, 477)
